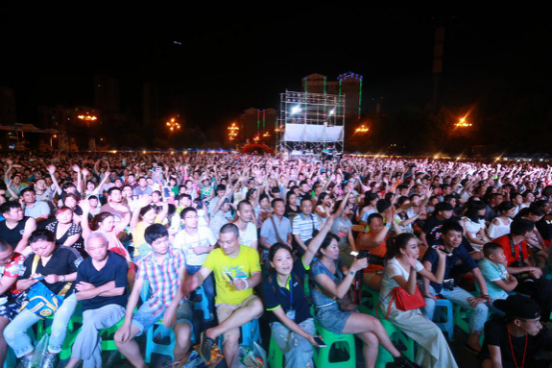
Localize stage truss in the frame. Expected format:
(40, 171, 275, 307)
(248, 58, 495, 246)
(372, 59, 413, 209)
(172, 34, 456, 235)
(276, 91, 345, 155)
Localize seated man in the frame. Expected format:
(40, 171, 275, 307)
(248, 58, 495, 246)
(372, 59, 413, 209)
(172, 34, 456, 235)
(0, 240, 25, 367)
(422, 221, 489, 352)
(493, 219, 552, 322)
(4, 229, 82, 368)
(21, 187, 51, 224)
(66, 232, 128, 368)
(115, 224, 192, 368)
(479, 294, 552, 368)
(292, 197, 321, 256)
(184, 223, 263, 367)
(0, 201, 37, 254)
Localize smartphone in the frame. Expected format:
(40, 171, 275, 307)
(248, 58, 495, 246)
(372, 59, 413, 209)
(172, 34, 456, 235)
(314, 336, 327, 347)
(163, 187, 171, 199)
(432, 244, 452, 257)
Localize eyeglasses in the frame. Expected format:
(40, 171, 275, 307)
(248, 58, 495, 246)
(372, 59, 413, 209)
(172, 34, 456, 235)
(185, 215, 198, 219)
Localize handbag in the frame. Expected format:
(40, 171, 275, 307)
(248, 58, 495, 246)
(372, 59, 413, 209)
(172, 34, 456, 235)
(20, 255, 72, 319)
(377, 286, 426, 319)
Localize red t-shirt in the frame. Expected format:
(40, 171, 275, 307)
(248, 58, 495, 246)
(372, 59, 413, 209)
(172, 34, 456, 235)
(493, 234, 529, 266)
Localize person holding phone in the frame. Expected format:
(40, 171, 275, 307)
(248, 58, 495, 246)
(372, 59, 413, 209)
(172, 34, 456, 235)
(261, 197, 347, 368)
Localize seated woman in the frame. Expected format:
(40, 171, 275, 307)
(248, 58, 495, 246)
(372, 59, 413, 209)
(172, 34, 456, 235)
(461, 200, 491, 253)
(487, 201, 515, 239)
(45, 206, 83, 254)
(310, 226, 419, 368)
(380, 233, 458, 368)
(262, 200, 341, 368)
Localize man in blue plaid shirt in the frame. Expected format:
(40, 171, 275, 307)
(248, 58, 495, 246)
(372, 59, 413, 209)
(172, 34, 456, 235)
(115, 224, 193, 367)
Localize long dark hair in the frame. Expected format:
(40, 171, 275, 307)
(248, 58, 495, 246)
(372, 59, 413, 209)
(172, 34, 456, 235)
(386, 233, 417, 260)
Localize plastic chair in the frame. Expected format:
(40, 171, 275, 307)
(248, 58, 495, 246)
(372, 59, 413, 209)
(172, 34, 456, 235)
(267, 334, 284, 368)
(375, 318, 416, 367)
(3, 347, 15, 368)
(218, 319, 262, 348)
(359, 284, 380, 316)
(193, 285, 213, 322)
(312, 321, 356, 368)
(433, 298, 454, 340)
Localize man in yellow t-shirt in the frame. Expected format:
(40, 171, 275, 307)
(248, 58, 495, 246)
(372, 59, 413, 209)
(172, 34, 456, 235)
(185, 223, 263, 366)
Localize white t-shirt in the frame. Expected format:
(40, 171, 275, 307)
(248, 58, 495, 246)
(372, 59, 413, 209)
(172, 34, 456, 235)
(173, 226, 217, 266)
(380, 257, 424, 313)
(239, 222, 258, 248)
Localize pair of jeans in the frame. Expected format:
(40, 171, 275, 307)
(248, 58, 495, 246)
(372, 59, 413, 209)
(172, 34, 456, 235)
(422, 285, 488, 333)
(271, 318, 315, 368)
(71, 304, 125, 368)
(4, 293, 78, 358)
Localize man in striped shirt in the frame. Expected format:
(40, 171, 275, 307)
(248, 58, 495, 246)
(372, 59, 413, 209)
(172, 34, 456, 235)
(115, 224, 192, 367)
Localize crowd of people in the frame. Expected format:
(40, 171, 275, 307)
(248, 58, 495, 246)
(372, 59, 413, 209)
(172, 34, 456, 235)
(1, 151, 552, 368)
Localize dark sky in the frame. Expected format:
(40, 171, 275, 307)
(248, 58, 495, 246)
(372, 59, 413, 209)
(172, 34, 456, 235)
(2, 6, 550, 130)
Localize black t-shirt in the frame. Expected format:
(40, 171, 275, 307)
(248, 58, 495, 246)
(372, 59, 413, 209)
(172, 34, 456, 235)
(76, 251, 128, 311)
(262, 258, 311, 325)
(536, 218, 552, 241)
(423, 244, 478, 293)
(480, 318, 552, 368)
(20, 246, 83, 296)
(422, 215, 446, 246)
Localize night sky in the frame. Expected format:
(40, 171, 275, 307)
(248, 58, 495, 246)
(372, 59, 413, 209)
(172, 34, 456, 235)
(2, 7, 550, 133)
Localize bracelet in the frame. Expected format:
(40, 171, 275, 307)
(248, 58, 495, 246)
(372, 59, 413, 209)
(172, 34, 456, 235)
(61, 275, 65, 282)
(243, 279, 249, 289)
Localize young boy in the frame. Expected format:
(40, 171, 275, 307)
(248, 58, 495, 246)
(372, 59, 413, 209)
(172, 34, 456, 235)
(115, 224, 192, 367)
(478, 243, 518, 305)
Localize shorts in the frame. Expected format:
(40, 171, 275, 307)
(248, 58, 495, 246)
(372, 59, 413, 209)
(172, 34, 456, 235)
(314, 302, 353, 334)
(132, 299, 192, 336)
(216, 295, 263, 341)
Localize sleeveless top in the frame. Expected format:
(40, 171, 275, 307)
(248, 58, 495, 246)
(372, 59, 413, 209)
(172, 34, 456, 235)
(0, 216, 30, 247)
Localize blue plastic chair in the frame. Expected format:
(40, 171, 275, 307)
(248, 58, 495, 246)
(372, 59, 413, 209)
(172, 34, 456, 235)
(433, 298, 454, 340)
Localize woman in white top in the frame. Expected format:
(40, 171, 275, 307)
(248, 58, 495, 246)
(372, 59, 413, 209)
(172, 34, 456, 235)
(487, 201, 515, 239)
(380, 233, 458, 368)
(461, 200, 491, 252)
(314, 192, 333, 227)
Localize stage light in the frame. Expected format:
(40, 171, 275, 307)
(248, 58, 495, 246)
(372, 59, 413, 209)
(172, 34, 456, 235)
(291, 106, 302, 115)
(329, 109, 336, 115)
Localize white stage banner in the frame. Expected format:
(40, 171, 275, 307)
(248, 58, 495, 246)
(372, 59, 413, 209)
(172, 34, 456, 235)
(283, 124, 344, 142)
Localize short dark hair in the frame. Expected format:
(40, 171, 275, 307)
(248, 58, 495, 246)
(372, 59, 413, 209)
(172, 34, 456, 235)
(440, 220, 464, 236)
(435, 202, 453, 213)
(0, 201, 21, 215)
(180, 207, 197, 220)
(510, 219, 535, 236)
(20, 187, 35, 196)
(367, 213, 383, 224)
(29, 229, 56, 245)
(220, 223, 239, 238)
(271, 198, 285, 208)
(483, 242, 503, 258)
(107, 187, 121, 196)
(376, 199, 391, 213)
(237, 200, 252, 212)
(216, 184, 226, 193)
(300, 196, 312, 205)
(268, 243, 293, 266)
(144, 223, 168, 244)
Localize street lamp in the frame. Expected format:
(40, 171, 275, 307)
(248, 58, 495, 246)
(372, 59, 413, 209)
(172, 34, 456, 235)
(166, 117, 181, 132)
(455, 117, 472, 128)
(227, 122, 239, 141)
(355, 125, 369, 134)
